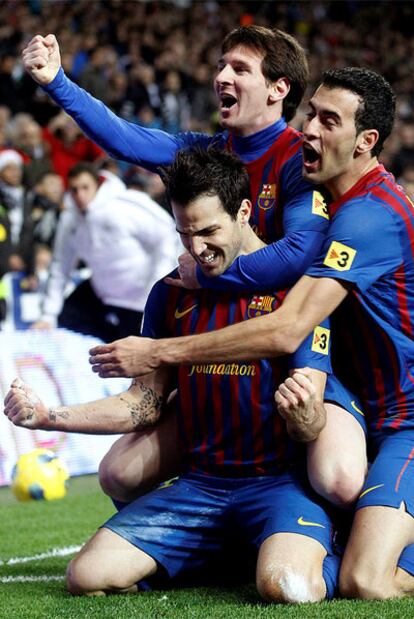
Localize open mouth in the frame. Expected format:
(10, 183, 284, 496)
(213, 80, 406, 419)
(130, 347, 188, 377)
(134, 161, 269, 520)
(199, 251, 217, 264)
(220, 94, 238, 110)
(302, 143, 321, 171)
(197, 249, 220, 269)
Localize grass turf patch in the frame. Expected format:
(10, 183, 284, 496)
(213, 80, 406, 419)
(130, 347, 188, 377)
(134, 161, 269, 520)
(1, 475, 414, 619)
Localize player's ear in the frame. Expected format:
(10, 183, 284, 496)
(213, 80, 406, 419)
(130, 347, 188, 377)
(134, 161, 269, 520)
(238, 199, 251, 225)
(268, 77, 290, 104)
(355, 129, 379, 156)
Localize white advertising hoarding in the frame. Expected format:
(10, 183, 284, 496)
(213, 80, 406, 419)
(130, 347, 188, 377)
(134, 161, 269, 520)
(0, 330, 129, 486)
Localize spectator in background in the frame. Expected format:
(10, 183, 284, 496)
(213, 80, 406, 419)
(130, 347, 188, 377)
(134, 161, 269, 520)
(42, 111, 104, 183)
(160, 70, 191, 133)
(398, 164, 414, 202)
(390, 120, 414, 179)
(0, 106, 11, 148)
(0, 164, 63, 328)
(0, 200, 12, 278)
(135, 105, 163, 130)
(0, 106, 11, 130)
(125, 63, 162, 120)
(8, 113, 52, 187)
(0, 53, 25, 114)
(98, 157, 122, 180)
(33, 162, 180, 342)
(78, 45, 119, 104)
(0, 149, 34, 275)
(0, 147, 38, 327)
(27, 170, 64, 249)
(125, 165, 170, 213)
(106, 72, 129, 117)
(189, 63, 218, 132)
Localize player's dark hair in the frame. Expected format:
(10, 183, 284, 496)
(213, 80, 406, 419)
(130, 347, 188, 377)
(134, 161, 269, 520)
(222, 25, 309, 122)
(67, 162, 100, 185)
(161, 147, 250, 220)
(322, 67, 396, 157)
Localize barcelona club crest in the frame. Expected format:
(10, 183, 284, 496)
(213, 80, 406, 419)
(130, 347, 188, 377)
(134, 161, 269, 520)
(258, 183, 276, 210)
(247, 295, 276, 318)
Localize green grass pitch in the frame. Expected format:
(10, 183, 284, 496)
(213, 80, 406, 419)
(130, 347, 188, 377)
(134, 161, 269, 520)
(1, 474, 414, 619)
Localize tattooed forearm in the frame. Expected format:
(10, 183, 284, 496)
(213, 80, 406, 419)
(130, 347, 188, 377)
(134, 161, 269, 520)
(23, 409, 34, 422)
(48, 408, 70, 423)
(121, 379, 164, 429)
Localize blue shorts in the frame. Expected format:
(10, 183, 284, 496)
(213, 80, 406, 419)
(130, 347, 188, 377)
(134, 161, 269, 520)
(104, 470, 337, 579)
(325, 374, 367, 434)
(357, 430, 414, 516)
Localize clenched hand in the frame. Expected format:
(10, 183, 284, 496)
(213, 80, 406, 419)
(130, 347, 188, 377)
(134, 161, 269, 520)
(4, 378, 48, 429)
(22, 34, 61, 86)
(275, 368, 326, 442)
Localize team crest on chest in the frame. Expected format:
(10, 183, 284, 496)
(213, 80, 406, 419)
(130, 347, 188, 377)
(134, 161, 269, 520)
(258, 183, 276, 210)
(247, 295, 276, 318)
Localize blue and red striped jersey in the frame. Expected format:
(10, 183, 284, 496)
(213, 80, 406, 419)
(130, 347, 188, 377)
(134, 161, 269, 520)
(43, 69, 329, 291)
(143, 276, 332, 477)
(307, 165, 414, 443)
(228, 123, 330, 244)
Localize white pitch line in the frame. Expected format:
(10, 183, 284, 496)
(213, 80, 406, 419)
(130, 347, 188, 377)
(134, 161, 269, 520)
(0, 575, 64, 583)
(0, 544, 82, 566)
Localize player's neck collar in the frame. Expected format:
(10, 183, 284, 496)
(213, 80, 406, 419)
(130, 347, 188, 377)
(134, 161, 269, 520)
(329, 164, 385, 216)
(231, 118, 287, 162)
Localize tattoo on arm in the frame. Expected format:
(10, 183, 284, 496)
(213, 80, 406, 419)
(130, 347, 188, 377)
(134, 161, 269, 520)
(48, 408, 70, 423)
(121, 379, 164, 429)
(24, 409, 34, 422)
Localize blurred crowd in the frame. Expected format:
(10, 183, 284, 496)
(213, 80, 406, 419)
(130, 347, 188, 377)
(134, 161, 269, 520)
(1, 0, 414, 329)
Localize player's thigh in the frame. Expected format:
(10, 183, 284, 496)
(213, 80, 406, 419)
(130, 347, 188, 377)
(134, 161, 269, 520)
(99, 403, 180, 498)
(307, 402, 367, 506)
(341, 433, 414, 596)
(67, 527, 157, 593)
(340, 503, 414, 598)
(256, 532, 327, 603)
(103, 475, 227, 581)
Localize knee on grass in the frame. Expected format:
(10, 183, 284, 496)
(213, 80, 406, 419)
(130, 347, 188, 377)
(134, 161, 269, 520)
(339, 566, 395, 600)
(256, 566, 326, 604)
(66, 556, 136, 596)
(66, 558, 99, 596)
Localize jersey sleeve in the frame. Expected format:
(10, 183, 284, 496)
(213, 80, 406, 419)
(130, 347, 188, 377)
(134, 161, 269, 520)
(196, 151, 329, 291)
(196, 148, 330, 292)
(306, 197, 402, 292)
(141, 276, 175, 338)
(196, 229, 326, 291)
(279, 150, 330, 234)
(287, 316, 332, 374)
(43, 69, 212, 171)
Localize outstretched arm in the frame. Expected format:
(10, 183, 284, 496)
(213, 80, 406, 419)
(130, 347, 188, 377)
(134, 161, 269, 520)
(196, 231, 325, 291)
(89, 275, 350, 378)
(166, 230, 325, 291)
(4, 368, 172, 434)
(22, 35, 211, 170)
